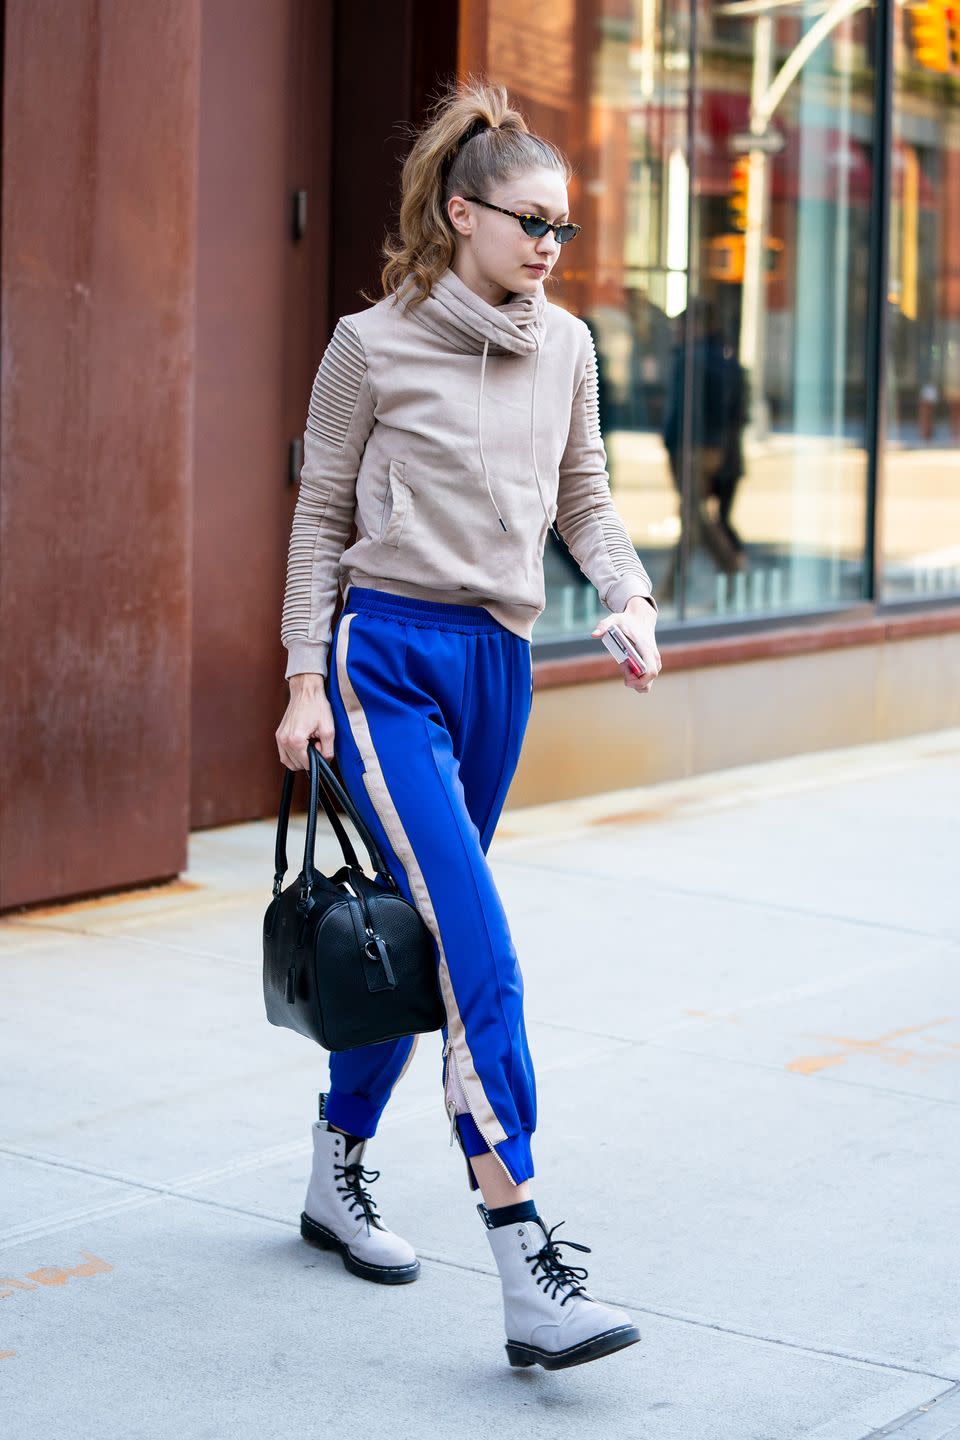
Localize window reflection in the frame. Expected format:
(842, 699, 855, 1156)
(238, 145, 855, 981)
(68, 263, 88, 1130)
(462, 0, 896, 637)
(689, 0, 875, 619)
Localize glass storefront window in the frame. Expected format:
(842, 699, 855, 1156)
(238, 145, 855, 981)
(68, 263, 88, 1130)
(882, 0, 960, 601)
(685, 0, 876, 622)
(460, 0, 931, 645)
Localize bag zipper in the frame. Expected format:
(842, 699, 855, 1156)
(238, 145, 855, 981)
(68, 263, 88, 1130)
(441, 1037, 515, 1185)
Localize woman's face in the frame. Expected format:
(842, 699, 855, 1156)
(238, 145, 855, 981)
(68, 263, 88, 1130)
(447, 166, 571, 304)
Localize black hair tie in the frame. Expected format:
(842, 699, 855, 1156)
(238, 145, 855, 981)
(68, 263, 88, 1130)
(441, 117, 492, 182)
(460, 116, 491, 147)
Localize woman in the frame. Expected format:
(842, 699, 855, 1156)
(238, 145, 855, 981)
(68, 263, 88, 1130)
(275, 78, 661, 1372)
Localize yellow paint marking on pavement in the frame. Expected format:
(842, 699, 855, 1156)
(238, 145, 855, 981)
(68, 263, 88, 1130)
(0, 1277, 39, 1295)
(591, 806, 671, 826)
(0, 1252, 112, 1300)
(788, 1054, 851, 1075)
(786, 1019, 958, 1075)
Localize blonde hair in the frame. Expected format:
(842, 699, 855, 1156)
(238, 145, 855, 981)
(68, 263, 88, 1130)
(365, 75, 572, 311)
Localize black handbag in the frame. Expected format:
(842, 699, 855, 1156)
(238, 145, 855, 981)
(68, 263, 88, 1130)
(263, 745, 446, 1051)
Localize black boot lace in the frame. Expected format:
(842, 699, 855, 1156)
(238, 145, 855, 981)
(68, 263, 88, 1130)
(334, 1158, 383, 1232)
(525, 1220, 592, 1305)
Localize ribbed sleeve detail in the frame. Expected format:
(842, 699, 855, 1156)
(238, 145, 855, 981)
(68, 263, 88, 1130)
(305, 320, 367, 449)
(280, 479, 333, 665)
(555, 329, 658, 616)
(584, 332, 602, 442)
(281, 318, 375, 678)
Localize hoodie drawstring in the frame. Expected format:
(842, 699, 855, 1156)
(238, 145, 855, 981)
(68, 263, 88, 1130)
(528, 333, 562, 543)
(477, 338, 506, 533)
(477, 332, 561, 542)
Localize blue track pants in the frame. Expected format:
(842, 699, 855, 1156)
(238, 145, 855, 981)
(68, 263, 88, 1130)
(324, 585, 537, 1189)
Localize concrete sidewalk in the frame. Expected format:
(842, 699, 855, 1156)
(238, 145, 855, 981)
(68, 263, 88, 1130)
(2, 729, 959, 1440)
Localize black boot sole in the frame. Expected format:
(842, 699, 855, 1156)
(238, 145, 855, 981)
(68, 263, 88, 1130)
(505, 1323, 641, 1370)
(300, 1212, 421, 1285)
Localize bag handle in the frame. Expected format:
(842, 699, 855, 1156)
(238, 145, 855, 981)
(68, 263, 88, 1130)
(275, 749, 359, 878)
(305, 746, 396, 884)
(272, 746, 398, 899)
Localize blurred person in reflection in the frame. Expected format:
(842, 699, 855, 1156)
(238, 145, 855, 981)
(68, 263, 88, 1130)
(551, 295, 671, 593)
(660, 297, 749, 599)
(624, 286, 673, 435)
(274, 77, 660, 1372)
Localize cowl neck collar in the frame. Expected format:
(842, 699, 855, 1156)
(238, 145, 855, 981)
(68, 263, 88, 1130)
(396, 265, 547, 356)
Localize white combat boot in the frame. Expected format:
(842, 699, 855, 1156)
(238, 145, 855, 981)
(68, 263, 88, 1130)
(479, 1203, 641, 1369)
(300, 1095, 419, 1285)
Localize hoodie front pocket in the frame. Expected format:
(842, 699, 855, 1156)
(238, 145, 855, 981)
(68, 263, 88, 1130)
(379, 458, 412, 547)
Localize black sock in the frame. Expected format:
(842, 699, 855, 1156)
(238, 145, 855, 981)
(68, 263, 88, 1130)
(327, 1121, 365, 1157)
(486, 1198, 539, 1229)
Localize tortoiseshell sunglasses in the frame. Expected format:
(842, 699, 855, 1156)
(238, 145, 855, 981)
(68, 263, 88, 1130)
(463, 195, 582, 245)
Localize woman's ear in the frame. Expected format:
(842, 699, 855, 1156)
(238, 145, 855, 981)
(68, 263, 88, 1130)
(446, 195, 473, 238)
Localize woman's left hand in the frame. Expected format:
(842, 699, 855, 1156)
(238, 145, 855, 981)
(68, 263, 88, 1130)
(592, 598, 662, 695)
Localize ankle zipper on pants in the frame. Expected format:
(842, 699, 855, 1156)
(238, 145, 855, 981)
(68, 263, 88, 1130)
(442, 1036, 516, 1185)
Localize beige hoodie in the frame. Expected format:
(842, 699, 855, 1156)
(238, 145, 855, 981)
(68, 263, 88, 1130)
(281, 265, 656, 679)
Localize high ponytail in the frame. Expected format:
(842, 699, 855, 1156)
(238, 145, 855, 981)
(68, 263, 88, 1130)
(365, 75, 572, 311)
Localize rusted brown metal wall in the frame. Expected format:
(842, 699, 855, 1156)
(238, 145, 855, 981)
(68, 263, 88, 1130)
(0, 0, 460, 909)
(190, 0, 334, 828)
(191, 0, 459, 831)
(0, 1, 202, 910)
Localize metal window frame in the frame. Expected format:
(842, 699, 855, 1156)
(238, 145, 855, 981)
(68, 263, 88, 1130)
(864, 0, 895, 605)
(533, 599, 877, 664)
(677, 0, 701, 624)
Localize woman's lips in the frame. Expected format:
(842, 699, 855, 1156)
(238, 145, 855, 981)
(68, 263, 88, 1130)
(525, 264, 547, 274)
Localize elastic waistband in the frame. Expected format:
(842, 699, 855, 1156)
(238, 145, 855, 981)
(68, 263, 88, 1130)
(344, 585, 505, 634)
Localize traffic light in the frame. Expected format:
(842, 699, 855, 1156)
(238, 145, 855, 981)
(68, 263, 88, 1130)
(707, 234, 785, 285)
(729, 158, 750, 232)
(907, 0, 958, 74)
(950, 4, 960, 67)
(708, 234, 744, 283)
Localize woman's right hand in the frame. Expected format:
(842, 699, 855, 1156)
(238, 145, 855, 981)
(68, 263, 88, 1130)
(275, 673, 335, 770)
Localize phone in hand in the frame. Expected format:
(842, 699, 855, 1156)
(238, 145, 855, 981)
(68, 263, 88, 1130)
(600, 623, 647, 676)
